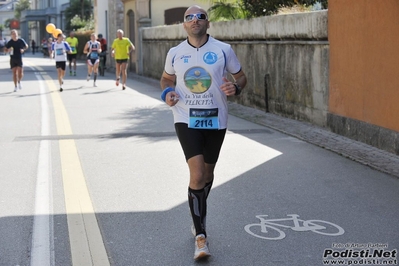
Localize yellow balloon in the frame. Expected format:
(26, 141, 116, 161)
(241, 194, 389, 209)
(46, 23, 56, 34)
(52, 29, 62, 38)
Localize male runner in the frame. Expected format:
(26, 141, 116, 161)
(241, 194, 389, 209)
(66, 31, 78, 76)
(160, 5, 247, 261)
(5, 29, 28, 92)
(111, 29, 135, 90)
(97, 33, 107, 67)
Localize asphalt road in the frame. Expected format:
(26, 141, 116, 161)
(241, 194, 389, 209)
(0, 54, 398, 266)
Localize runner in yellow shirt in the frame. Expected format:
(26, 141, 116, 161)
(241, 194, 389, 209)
(65, 31, 79, 76)
(111, 29, 135, 90)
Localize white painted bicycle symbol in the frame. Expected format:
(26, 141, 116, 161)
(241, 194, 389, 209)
(244, 214, 345, 240)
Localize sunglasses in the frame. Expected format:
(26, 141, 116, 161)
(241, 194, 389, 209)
(184, 13, 208, 22)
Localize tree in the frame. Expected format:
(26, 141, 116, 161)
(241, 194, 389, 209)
(0, 24, 4, 38)
(64, 0, 92, 30)
(4, 19, 11, 29)
(14, 0, 31, 19)
(207, 0, 245, 21)
(241, 0, 328, 18)
(70, 14, 95, 31)
(203, 0, 328, 21)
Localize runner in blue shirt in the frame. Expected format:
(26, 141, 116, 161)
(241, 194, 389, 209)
(51, 33, 72, 92)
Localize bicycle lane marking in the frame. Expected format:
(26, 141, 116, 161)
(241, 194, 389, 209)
(244, 214, 345, 240)
(28, 63, 110, 266)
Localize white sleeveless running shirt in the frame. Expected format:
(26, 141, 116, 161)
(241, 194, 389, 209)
(87, 41, 101, 60)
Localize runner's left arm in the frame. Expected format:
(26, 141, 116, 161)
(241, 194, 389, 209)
(98, 41, 102, 54)
(21, 38, 29, 53)
(128, 40, 135, 54)
(64, 42, 72, 54)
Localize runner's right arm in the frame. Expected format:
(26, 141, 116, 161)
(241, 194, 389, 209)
(160, 71, 179, 106)
(83, 41, 90, 54)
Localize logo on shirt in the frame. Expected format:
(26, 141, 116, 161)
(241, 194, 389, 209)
(184, 67, 211, 94)
(203, 52, 217, 65)
(181, 55, 191, 64)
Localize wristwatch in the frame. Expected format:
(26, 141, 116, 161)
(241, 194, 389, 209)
(234, 83, 242, 96)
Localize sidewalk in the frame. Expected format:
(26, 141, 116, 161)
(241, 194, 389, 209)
(128, 72, 399, 179)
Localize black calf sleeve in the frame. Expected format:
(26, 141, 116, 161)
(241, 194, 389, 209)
(204, 180, 213, 199)
(188, 187, 207, 237)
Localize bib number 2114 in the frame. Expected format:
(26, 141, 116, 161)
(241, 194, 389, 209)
(189, 108, 219, 129)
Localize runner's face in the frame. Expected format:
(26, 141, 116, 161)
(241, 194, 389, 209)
(183, 8, 209, 38)
(117, 32, 123, 39)
(11, 31, 18, 40)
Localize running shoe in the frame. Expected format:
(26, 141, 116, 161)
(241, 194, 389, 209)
(14, 86, 17, 92)
(116, 78, 120, 86)
(93, 82, 97, 87)
(194, 234, 211, 260)
(18, 82, 22, 90)
(87, 75, 90, 81)
(122, 85, 126, 90)
(60, 88, 63, 92)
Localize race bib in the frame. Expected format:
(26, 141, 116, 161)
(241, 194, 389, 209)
(71, 46, 76, 52)
(90, 51, 98, 59)
(189, 108, 219, 129)
(56, 48, 63, 56)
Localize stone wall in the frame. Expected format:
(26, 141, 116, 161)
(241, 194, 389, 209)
(107, 0, 124, 69)
(140, 11, 329, 127)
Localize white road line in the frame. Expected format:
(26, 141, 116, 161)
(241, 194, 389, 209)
(30, 69, 54, 266)
(31, 64, 110, 266)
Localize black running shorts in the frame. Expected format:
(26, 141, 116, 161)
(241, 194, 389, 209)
(10, 57, 23, 68)
(67, 53, 77, 62)
(174, 123, 227, 164)
(56, 61, 66, 70)
(116, 59, 128, 64)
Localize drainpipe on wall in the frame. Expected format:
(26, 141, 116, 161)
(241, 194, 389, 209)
(138, 27, 143, 75)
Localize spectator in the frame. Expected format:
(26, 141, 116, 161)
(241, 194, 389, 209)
(97, 33, 107, 67)
(31, 39, 36, 54)
(0, 38, 5, 55)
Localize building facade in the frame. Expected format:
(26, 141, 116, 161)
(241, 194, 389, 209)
(328, 0, 399, 154)
(94, 0, 211, 71)
(19, 0, 70, 49)
(0, 0, 15, 40)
